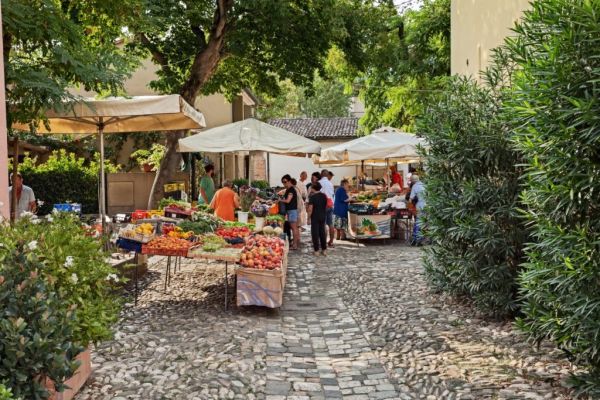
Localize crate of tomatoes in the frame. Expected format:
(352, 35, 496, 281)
(236, 235, 288, 308)
(142, 236, 193, 257)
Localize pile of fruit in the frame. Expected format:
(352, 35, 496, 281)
(136, 223, 155, 235)
(259, 225, 283, 237)
(143, 236, 193, 254)
(198, 234, 228, 252)
(239, 235, 285, 270)
(216, 226, 251, 240)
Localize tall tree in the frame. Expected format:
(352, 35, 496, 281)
(3, 0, 138, 127)
(131, 0, 390, 207)
(347, 0, 450, 133)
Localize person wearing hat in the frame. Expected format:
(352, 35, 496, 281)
(409, 174, 426, 245)
(319, 169, 336, 246)
(8, 172, 36, 219)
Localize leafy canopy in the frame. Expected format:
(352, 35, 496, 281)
(3, 0, 139, 127)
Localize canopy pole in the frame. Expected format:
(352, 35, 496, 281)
(361, 160, 365, 191)
(10, 139, 18, 222)
(248, 151, 252, 187)
(386, 158, 390, 191)
(98, 118, 107, 234)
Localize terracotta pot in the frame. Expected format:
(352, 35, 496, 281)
(45, 348, 92, 400)
(142, 163, 153, 172)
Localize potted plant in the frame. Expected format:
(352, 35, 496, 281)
(250, 202, 269, 230)
(130, 144, 166, 172)
(238, 186, 258, 224)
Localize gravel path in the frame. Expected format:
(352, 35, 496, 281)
(76, 238, 576, 399)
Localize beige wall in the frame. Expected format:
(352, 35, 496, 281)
(451, 0, 530, 79)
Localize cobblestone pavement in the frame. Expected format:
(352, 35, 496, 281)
(76, 238, 577, 400)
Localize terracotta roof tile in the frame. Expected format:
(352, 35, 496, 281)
(268, 117, 359, 139)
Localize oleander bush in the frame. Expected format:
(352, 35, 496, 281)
(0, 213, 121, 346)
(504, 0, 600, 394)
(17, 149, 119, 215)
(0, 241, 79, 399)
(417, 53, 527, 317)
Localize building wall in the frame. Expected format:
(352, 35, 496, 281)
(451, 0, 531, 79)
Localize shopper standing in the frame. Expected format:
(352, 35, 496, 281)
(198, 164, 216, 205)
(281, 174, 300, 250)
(319, 169, 336, 247)
(295, 176, 308, 228)
(307, 182, 328, 256)
(8, 172, 36, 219)
(409, 174, 427, 245)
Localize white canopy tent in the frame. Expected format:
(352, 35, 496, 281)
(178, 118, 321, 185)
(316, 126, 425, 165)
(12, 95, 206, 224)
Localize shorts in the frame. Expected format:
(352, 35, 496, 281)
(287, 209, 298, 223)
(333, 215, 348, 230)
(326, 208, 334, 226)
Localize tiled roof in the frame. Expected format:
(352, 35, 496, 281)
(268, 117, 359, 140)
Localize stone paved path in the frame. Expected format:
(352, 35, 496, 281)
(76, 239, 577, 400)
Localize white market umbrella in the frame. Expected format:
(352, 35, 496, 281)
(12, 95, 206, 224)
(317, 126, 425, 164)
(179, 118, 321, 155)
(178, 118, 321, 184)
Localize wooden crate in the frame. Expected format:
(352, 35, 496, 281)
(236, 245, 288, 308)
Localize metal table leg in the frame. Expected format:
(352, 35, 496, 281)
(164, 256, 171, 291)
(225, 261, 228, 310)
(134, 253, 139, 306)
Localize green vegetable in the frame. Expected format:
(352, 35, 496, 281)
(202, 243, 221, 252)
(266, 215, 284, 223)
(190, 212, 222, 233)
(159, 197, 191, 210)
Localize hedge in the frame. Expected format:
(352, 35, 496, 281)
(16, 150, 118, 215)
(417, 64, 527, 317)
(505, 0, 600, 394)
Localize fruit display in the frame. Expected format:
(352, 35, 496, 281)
(142, 236, 193, 255)
(216, 226, 251, 241)
(239, 235, 285, 270)
(166, 226, 194, 239)
(118, 223, 155, 243)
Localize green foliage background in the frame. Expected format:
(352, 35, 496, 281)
(16, 150, 119, 215)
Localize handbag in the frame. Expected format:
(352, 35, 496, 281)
(278, 200, 287, 216)
(326, 197, 334, 209)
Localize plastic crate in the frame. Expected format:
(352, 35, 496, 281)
(131, 210, 149, 221)
(53, 203, 82, 214)
(116, 238, 143, 253)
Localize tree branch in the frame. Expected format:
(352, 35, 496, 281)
(138, 32, 168, 67)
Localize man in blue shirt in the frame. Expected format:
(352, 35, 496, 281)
(333, 179, 350, 240)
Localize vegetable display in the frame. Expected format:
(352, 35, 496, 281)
(240, 235, 285, 270)
(190, 211, 222, 233)
(158, 197, 191, 210)
(143, 236, 193, 253)
(216, 226, 251, 240)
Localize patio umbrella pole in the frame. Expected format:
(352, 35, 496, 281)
(98, 118, 106, 234)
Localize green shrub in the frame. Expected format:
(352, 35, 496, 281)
(0, 214, 121, 346)
(0, 241, 79, 400)
(232, 178, 248, 188)
(418, 68, 527, 316)
(251, 180, 270, 190)
(16, 150, 119, 215)
(505, 0, 600, 393)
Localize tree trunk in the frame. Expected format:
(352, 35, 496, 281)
(147, 1, 232, 208)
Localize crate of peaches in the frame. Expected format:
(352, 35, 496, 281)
(141, 236, 193, 257)
(238, 235, 286, 270)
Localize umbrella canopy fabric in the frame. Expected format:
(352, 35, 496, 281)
(178, 118, 321, 156)
(317, 126, 425, 164)
(12, 94, 206, 135)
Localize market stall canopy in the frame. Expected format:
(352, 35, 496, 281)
(178, 118, 321, 156)
(12, 94, 206, 135)
(316, 127, 425, 165)
(10, 95, 206, 226)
